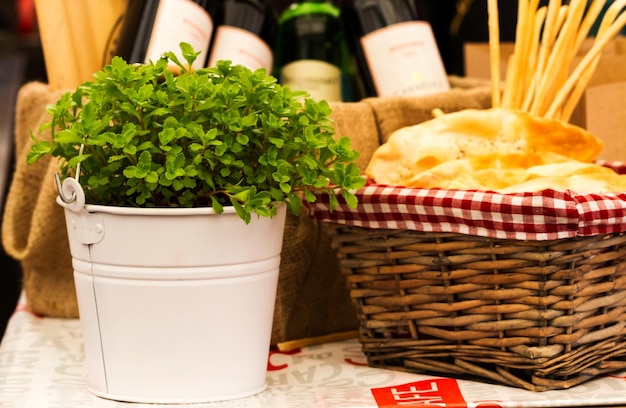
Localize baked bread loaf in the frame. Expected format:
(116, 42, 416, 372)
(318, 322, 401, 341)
(365, 108, 607, 191)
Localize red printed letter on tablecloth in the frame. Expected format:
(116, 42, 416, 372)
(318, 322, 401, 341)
(267, 349, 301, 371)
(371, 378, 467, 407)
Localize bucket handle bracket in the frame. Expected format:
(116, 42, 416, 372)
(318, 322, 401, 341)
(55, 174, 85, 213)
(56, 174, 105, 245)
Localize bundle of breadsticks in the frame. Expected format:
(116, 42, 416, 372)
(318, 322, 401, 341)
(366, 0, 626, 194)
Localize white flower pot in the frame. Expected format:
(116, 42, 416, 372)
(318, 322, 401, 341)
(57, 178, 286, 403)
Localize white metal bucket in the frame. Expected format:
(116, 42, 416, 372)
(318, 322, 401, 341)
(57, 178, 286, 403)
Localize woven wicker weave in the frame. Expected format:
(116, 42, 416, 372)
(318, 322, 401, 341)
(330, 225, 626, 391)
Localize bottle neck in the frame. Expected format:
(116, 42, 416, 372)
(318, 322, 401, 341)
(280, 1, 339, 24)
(222, 0, 267, 33)
(354, 0, 415, 33)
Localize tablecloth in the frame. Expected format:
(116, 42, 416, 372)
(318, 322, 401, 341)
(2, 302, 626, 408)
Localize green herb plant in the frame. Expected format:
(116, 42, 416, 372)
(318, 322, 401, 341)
(27, 43, 365, 223)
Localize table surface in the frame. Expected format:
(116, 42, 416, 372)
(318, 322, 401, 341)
(2, 302, 626, 408)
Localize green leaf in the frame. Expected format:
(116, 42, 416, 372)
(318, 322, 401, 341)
(108, 154, 127, 163)
(26, 140, 54, 164)
(135, 151, 152, 177)
(146, 171, 159, 184)
(137, 141, 156, 151)
(279, 182, 291, 194)
(54, 129, 83, 144)
(230, 198, 249, 224)
(342, 189, 359, 209)
(172, 179, 184, 191)
(231, 189, 249, 202)
(138, 84, 154, 101)
(123, 166, 138, 178)
(123, 144, 137, 156)
(67, 154, 93, 169)
(210, 196, 223, 213)
(159, 128, 177, 145)
(236, 133, 249, 145)
(268, 137, 284, 148)
(304, 189, 316, 203)
(241, 114, 257, 127)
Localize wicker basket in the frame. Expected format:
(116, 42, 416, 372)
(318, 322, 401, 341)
(309, 178, 626, 392)
(330, 226, 626, 391)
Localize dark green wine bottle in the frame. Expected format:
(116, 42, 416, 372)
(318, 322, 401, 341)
(114, 0, 218, 69)
(207, 0, 277, 71)
(273, 0, 360, 102)
(342, 0, 449, 97)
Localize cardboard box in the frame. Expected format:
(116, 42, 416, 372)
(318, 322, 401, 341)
(464, 38, 626, 161)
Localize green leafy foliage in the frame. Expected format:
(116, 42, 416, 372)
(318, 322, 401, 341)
(27, 44, 365, 223)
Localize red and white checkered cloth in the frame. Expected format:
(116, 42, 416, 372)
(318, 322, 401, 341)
(308, 161, 626, 241)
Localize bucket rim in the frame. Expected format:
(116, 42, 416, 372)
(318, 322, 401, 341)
(82, 204, 235, 216)
(80, 203, 286, 218)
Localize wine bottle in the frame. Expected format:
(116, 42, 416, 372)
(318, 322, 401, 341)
(343, 0, 449, 97)
(273, 0, 359, 102)
(114, 0, 218, 69)
(207, 0, 277, 72)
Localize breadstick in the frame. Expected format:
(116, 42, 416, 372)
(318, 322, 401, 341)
(575, 0, 608, 49)
(546, 9, 626, 119)
(522, 6, 548, 111)
(276, 330, 360, 351)
(511, 0, 541, 110)
(559, 54, 599, 122)
(594, 0, 626, 36)
(561, 0, 590, 56)
(528, 1, 564, 114)
(502, 0, 529, 109)
(516, 0, 541, 109)
(501, 54, 517, 110)
(487, 0, 501, 108)
(519, 0, 541, 108)
(504, 0, 539, 110)
(550, 0, 589, 118)
(560, 0, 619, 120)
(531, 1, 586, 117)
(559, 0, 626, 120)
(485, 0, 625, 123)
(538, 0, 564, 72)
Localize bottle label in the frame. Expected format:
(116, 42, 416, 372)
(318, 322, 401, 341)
(361, 21, 450, 97)
(145, 0, 214, 69)
(280, 60, 342, 102)
(208, 26, 273, 72)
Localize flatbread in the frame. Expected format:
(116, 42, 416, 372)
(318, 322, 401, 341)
(366, 108, 604, 189)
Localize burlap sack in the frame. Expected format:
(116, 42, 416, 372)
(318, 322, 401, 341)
(272, 100, 381, 344)
(2, 82, 77, 318)
(362, 76, 493, 143)
(2, 78, 492, 345)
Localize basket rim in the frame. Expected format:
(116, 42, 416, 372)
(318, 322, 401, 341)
(308, 168, 626, 241)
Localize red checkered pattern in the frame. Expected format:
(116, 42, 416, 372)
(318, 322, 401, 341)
(308, 172, 626, 241)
